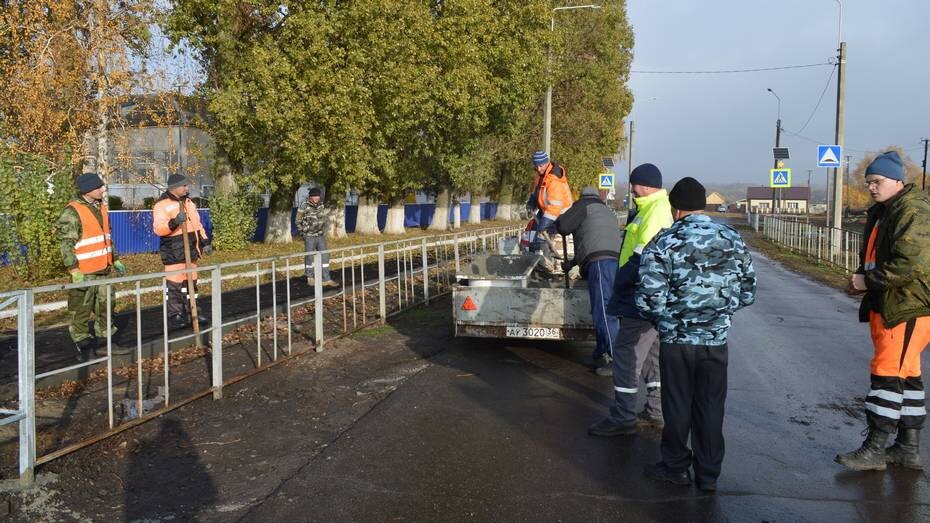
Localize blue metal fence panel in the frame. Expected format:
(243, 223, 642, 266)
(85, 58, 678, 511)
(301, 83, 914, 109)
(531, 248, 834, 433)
(3, 202, 501, 261)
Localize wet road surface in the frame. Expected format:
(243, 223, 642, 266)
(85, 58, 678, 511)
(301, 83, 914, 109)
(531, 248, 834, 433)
(240, 249, 930, 521)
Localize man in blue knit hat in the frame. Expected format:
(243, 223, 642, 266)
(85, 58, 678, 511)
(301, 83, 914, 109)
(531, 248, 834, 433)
(526, 151, 572, 255)
(837, 150, 930, 471)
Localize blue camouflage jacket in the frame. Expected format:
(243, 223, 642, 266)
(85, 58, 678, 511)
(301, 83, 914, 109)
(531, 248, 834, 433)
(635, 214, 756, 346)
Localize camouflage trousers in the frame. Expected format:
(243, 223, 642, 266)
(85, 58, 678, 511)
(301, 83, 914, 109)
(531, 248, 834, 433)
(67, 272, 117, 343)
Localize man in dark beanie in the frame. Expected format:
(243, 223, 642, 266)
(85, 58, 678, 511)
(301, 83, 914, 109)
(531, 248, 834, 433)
(636, 176, 756, 491)
(153, 174, 211, 330)
(837, 150, 930, 471)
(57, 173, 130, 361)
(555, 186, 623, 376)
(295, 186, 338, 288)
(590, 163, 671, 436)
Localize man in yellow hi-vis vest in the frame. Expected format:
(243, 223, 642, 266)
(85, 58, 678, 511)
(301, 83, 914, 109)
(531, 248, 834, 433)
(57, 173, 129, 362)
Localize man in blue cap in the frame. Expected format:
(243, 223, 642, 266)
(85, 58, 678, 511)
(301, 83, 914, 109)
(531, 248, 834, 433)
(838, 150, 930, 471)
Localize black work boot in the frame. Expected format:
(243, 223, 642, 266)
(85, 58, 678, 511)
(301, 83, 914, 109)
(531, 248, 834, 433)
(835, 428, 889, 471)
(886, 428, 923, 470)
(74, 338, 95, 363)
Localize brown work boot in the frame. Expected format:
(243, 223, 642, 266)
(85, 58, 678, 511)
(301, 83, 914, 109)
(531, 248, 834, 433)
(835, 428, 889, 471)
(885, 428, 923, 470)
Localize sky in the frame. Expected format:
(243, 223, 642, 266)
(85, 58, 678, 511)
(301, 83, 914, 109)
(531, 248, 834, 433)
(623, 0, 930, 189)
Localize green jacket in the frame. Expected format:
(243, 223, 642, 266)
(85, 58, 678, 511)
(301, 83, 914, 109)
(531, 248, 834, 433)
(57, 196, 119, 274)
(857, 184, 930, 327)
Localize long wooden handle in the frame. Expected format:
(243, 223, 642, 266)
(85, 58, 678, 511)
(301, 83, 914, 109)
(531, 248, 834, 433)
(180, 200, 201, 346)
(562, 234, 569, 289)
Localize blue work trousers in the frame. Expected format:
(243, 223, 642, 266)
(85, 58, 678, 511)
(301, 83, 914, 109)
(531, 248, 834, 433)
(586, 259, 620, 361)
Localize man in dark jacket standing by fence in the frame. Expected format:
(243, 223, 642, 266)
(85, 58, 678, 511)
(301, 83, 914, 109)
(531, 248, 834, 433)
(555, 186, 623, 375)
(636, 177, 756, 492)
(837, 150, 930, 471)
(296, 187, 337, 288)
(58, 172, 129, 361)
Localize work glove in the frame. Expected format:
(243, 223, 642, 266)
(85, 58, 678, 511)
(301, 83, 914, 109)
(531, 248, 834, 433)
(169, 211, 188, 230)
(202, 244, 213, 256)
(70, 270, 84, 284)
(113, 260, 127, 275)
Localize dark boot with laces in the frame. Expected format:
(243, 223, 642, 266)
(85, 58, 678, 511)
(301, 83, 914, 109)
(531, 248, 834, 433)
(886, 428, 923, 470)
(835, 428, 889, 471)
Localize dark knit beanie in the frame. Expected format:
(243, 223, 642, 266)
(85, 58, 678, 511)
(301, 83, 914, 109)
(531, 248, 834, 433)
(669, 177, 706, 211)
(76, 172, 104, 194)
(865, 151, 905, 181)
(167, 173, 190, 189)
(307, 187, 322, 197)
(629, 163, 662, 189)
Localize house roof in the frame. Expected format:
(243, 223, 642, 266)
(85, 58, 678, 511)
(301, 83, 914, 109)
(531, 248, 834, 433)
(746, 186, 811, 200)
(706, 191, 726, 204)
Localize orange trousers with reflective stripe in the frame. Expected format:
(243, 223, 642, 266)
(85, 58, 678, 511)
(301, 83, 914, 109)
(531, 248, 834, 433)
(869, 311, 930, 378)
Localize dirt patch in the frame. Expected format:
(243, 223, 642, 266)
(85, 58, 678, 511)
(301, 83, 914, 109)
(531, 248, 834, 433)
(0, 297, 452, 521)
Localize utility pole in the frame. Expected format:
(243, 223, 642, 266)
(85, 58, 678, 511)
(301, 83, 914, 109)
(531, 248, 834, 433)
(832, 42, 846, 232)
(844, 155, 852, 217)
(627, 120, 634, 210)
(767, 88, 782, 215)
(807, 169, 812, 220)
(921, 138, 929, 190)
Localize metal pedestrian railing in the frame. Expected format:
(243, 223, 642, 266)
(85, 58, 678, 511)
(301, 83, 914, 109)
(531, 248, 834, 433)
(749, 213, 863, 273)
(0, 224, 520, 486)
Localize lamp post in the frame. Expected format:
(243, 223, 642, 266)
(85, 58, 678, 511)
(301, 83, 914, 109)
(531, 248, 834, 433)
(543, 4, 602, 155)
(767, 88, 782, 214)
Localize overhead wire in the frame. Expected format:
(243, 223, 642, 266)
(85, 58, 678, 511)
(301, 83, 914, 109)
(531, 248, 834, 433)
(630, 62, 833, 74)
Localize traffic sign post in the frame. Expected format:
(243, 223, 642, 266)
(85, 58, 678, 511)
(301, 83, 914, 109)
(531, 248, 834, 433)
(770, 168, 792, 188)
(818, 145, 842, 168)
(598, 173, 614, 190)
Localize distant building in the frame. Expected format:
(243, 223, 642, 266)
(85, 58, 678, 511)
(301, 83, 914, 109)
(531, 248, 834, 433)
(746, 186, 810, 214)
(84, 95, 216, 208)
(705, 191, 727, 212)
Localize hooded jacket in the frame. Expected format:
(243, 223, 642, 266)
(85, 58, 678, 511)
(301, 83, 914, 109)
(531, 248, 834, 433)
(555, 193, 622, 276)
(857, 183, 930, 327)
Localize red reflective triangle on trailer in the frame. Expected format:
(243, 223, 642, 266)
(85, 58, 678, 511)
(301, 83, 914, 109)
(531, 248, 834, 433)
(461, 296, 478, 311)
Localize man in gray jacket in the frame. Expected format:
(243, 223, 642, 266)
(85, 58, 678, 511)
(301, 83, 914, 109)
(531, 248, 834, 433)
(555, 187, 623, 374)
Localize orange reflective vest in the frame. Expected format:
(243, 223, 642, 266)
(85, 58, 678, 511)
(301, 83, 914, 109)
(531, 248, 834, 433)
(69, 201, 113, 273)
(530, 163, 573, 220)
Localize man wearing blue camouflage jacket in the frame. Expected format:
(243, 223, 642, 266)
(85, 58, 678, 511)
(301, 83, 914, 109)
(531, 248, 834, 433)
(636, 177, 756, 492)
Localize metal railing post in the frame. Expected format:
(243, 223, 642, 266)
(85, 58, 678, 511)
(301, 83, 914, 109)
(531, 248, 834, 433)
(19, 290, 35, 487)
(211, 266, 223, 400)
(106, 283, 114, 429)
(422, 238, 429, 305)
(314, 252, 324, 352)
(453, 234, 460, 274)
(378, 245, 386, 322)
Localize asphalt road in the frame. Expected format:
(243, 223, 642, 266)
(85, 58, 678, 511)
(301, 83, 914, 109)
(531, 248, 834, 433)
(240, 248, 930, 522)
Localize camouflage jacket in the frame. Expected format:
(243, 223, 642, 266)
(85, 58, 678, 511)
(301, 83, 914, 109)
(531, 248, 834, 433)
(295, 200, 327, 237)
(635, 214, 756, 346)
(57, 196, 119, 274)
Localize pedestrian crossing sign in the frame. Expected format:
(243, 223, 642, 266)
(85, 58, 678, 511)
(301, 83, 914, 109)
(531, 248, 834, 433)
(770, 168, 792, 188)
(598, 173, 614, 190)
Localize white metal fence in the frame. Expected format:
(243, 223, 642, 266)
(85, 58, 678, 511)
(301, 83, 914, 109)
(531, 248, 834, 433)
(749, 213, 863, 272)
(0, 225, 520, 486)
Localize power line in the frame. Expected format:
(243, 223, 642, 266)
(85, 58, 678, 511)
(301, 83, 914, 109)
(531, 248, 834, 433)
(630, 62, 833, 74)
(783, 64, 836, 136)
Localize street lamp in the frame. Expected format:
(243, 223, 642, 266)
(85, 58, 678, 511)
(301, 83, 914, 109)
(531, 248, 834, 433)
(543, 4, 602, 155)
(766, 88, 782, 213)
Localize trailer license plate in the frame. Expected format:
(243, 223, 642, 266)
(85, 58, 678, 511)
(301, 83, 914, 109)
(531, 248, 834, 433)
(506, 326, 561, 339)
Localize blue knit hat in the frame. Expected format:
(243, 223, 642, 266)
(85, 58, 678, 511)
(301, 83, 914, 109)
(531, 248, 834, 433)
(532, 151, 550, 167)
(865, 151, 904, 181)
(629, 163, 663, 189)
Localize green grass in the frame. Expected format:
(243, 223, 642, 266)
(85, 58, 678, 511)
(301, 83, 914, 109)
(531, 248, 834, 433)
(353, 324, 397, 339)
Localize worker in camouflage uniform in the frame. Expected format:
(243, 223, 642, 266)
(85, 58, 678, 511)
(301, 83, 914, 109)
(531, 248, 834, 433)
(296, 187, 337, 288)
(57, 173, 131, 362)
(636, 177, 756, 492)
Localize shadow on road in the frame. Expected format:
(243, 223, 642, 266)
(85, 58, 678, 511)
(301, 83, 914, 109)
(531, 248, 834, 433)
(123, 416, 217, 521)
